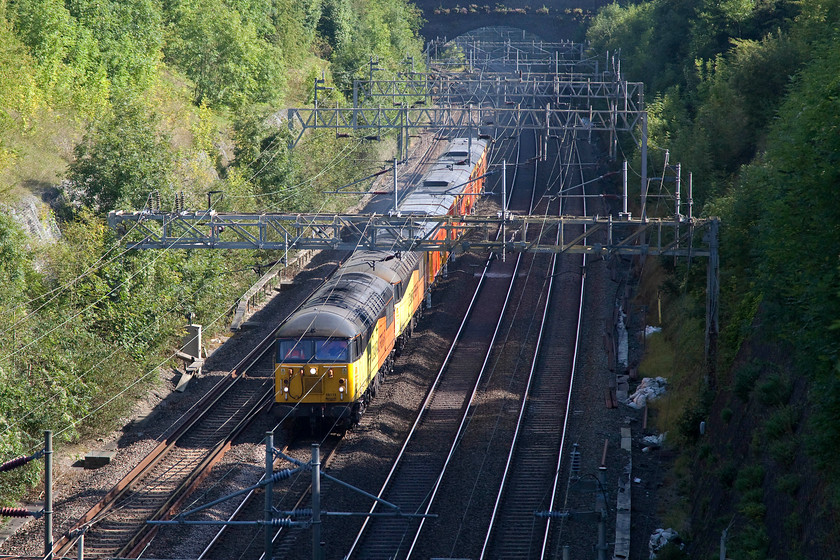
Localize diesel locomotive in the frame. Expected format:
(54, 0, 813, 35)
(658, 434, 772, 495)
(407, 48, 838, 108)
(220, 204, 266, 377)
(273, 137, 489, 429)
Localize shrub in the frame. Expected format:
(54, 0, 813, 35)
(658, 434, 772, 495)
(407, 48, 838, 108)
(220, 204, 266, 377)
(764, 405, 799, 440)
(67, 97, 175, 213)
(775, 473, 801, 495)
(718, 462, 738, 487)
(734, 360, 762, 401)
(735, 464, 764, 493)
(757, 373, 793, 406)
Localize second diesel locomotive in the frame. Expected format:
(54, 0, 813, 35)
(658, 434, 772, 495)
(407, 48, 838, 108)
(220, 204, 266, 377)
(273, 137, 489, 428)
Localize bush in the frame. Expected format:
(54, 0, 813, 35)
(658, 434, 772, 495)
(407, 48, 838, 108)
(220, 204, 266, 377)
(718, 461, 738, 487)
(764, 405, 799, 440)
(67, 96, 175, 213)
(775, 472, 801, 495)
(732, 523, 770, 560)
(735, 464, 764, 493)
(757, 373, 793, 406)
(734, 360, 762, 401)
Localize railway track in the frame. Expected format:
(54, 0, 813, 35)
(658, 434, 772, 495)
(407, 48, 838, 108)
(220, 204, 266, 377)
(384, 111, 577, 560)
(479, 132, 590, 560)
(330, 116, 538, 560)
(135, 129, 451, 560)
(54, 41, 593, 560)
(51, 250, 351, 558)
(53, 343, 276, 558)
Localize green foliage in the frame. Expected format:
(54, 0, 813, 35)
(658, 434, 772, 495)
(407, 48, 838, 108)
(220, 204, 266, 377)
(328, 0, 425, 93)
(718, 461, 738, 487)
(677, 395, 708, 443)
(164, 0, 283, 107)
(10, 0, 163, 97)
(232, 108, 297, 207)
(731, 523, 770, 560)
(735, 463, 764, 493)
(66, 0, 163, 91)
(775, 472, 801, 495)
(0, 214, 32, 302)
(67, 96, 175, 212)
(768, 437, 797, 467)
(0, 16, 43, 132)
(7, 0, 108, 112)
(764, 405, 799, 439)
(756, 373, 792, 407)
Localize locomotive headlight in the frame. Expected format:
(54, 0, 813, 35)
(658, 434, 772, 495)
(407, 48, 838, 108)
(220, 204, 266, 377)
(299, 368, 304, 376)
(309, 367, 317, 375)
(328, 369, 334, 378)
(339, 385, 344, 400)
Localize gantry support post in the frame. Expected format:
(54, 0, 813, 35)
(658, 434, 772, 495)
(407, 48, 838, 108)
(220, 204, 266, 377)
(265, 431, 273, 559)
(312, 444, 322, 560)
(45, 430, 53, 560)
(705, 219, 720, 387)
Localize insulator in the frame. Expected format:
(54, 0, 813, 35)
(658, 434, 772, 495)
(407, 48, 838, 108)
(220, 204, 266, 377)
(0, 507, 35, 518)
(570, 443, 581, 479)
(288, 508, 312, 518)
(269, 468, 298, 483)
(266, 518, 297, 527)
(0, 455, 28, 472)
(0, 455, 31, 473)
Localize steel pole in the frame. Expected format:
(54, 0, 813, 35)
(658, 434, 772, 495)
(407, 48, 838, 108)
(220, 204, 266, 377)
(265, 431, 273, 559)
(312, 444, 322, 560)
(44, 430, 53, 560)
(502, 159, 507, 263)
(623, 160, 628, 215)
(393, 158, 399, 212)
(641, 110, 648, 221)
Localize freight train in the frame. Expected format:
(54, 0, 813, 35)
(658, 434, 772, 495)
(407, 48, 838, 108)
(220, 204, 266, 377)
(273, 137, 489, 429)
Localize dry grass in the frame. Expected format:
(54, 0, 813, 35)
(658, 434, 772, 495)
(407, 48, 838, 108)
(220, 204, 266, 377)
(0, 107, 83, 201)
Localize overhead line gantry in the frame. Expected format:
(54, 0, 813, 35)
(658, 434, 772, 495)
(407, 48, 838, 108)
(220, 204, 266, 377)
(108, 33, 719, 366)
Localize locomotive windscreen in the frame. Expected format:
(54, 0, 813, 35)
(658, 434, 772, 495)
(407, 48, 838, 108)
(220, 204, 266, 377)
(278, 338, 349, 362)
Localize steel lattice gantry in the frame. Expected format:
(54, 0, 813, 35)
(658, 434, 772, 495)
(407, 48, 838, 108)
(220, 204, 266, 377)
(360, 76, 644, 114)
(286, 104, 643, 144)
(107, 210, 715, 258)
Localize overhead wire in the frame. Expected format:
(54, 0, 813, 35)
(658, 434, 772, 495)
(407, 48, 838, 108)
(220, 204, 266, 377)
(3, 124, 346, 442)
(57, 129, 441, 542)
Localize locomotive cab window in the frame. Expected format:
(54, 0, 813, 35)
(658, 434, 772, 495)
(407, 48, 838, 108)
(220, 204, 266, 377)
(315, 339, 350, 361)
(279, 339, 350, 362)
(278, 340, 315, 362)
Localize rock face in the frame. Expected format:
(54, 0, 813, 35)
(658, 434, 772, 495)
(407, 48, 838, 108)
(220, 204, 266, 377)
(3, 193, 60, 243)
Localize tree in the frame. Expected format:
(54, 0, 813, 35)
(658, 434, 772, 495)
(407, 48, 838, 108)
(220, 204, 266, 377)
(68, 97, 175, 213)
(164, 0, 283, 107)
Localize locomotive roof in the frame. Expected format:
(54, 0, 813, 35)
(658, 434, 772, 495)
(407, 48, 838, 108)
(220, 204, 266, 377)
(276, 272, 393, 339)
(341, 250, 419, 285)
